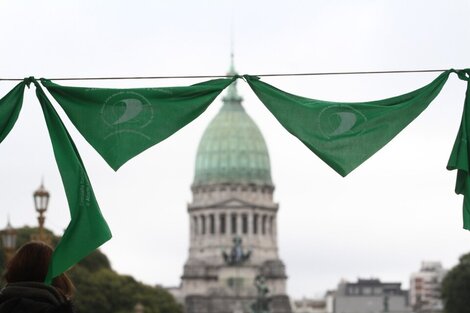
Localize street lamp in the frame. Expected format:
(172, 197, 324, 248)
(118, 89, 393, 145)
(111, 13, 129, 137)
(1, 219, 17, 264)
(33, 181, 50, 243)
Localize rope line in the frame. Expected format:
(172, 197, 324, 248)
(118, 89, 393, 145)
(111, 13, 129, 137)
(0, 68, 456, 81)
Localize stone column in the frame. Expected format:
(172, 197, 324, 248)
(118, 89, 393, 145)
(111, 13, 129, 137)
(270, 215, 275, 245)
(273, 216, 278, 244)
(190, 214, 194, 242)
(237, 212, 242, 236)
(215, 212, 220, 236)
(248, 212, 253, 238)
(267, 215, 271, 237)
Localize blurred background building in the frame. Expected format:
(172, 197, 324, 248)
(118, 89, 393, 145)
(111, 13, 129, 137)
(409, 262, 446, 313)
(333, 278, 412, 313)
(291, 278, 415, 313)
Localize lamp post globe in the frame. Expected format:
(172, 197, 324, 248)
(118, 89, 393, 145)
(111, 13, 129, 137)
(33, 182, 50, 242)
(1, 220, 17, 263)
(33, 182, 50, 214)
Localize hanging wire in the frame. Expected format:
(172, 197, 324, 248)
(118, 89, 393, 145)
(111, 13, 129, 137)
(0, 68, 455, 81)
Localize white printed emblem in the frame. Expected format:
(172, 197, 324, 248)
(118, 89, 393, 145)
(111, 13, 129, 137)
(318, 105, 366, 139)
(101, 92, 154, 140)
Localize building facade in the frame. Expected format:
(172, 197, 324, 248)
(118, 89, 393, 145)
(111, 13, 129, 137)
(291, 298, 327, 313)
(334, 279, 412, 313)
(177, 61, 292, 313)
(409, 262, 446, 313)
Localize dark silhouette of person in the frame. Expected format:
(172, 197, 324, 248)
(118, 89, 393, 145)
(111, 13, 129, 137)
(0, 241, 75, 313)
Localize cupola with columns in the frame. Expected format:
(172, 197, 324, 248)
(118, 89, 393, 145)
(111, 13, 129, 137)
(187, 56, 279, 265)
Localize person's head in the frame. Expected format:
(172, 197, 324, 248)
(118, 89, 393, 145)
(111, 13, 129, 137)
(4, 241, 74, 298)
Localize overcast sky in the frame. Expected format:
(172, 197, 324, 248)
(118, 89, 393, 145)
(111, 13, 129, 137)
(1, 0, 469, 298)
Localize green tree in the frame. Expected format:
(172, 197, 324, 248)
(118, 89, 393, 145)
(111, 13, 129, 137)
(441, 252, 470, 313)
(77, 249, 111, 272)
(69, 267, 182, 313)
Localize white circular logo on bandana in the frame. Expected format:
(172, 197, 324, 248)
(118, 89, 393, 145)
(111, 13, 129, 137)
(101, 91, 154, 140)
(318, 105, 367, 139)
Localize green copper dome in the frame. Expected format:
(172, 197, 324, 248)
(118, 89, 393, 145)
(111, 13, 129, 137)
(193, 66, 272, 187)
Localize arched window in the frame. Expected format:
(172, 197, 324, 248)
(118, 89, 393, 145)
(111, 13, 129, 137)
(253, 214, 259, 234)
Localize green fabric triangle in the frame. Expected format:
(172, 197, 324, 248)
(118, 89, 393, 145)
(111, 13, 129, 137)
(0, 81, 26, 143)
(245, 72, 450, 176)
(447, 69, 470, 230)
(34, 81, 111, 283)
(41, 77, 237, 170)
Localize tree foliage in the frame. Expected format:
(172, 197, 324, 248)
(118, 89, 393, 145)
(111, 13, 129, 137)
(441, 252, 470, 313)
(69, 266, 182, 313)
(1, 226, 182, 313)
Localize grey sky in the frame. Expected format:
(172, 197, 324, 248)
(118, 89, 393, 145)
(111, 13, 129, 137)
(0, 0, 469, 298)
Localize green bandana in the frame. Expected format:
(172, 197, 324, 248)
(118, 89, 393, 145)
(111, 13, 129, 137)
(447, 69, 470, 230)
(245, 72, 450, 176)
(41, 77, 237, 170)
(0, 81, 26, 143)
(34, 81, 112, 283)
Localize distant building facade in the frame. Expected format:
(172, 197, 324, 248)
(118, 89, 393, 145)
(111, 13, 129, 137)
(291, 291, 334, 313)
(291, 298, 327, 313)
(334, 279, 412, 313)
(409, 262, 446, 313)
(172, 60, 292, 313)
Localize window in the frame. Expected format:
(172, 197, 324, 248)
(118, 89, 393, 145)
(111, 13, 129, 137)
(231, 214, 237, 234)
(242, 214, 248, 234)
(262, 215, 267, 235)
(269, 216, 274, 235)
(253, 214, 258, 234)
(220, 214, 226, 234)
(193, 216, 198, 235)
(210, 214, 215, 234)
(201, 215, 206, 235)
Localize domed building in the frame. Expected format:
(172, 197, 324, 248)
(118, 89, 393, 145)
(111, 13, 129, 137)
(179, 60, 292, 313)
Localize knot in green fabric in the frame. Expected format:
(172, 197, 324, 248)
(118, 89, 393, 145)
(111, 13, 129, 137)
(452, 69, 470, 82)
(242, 74, 260, 81)
(23, 76, 36, 88)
